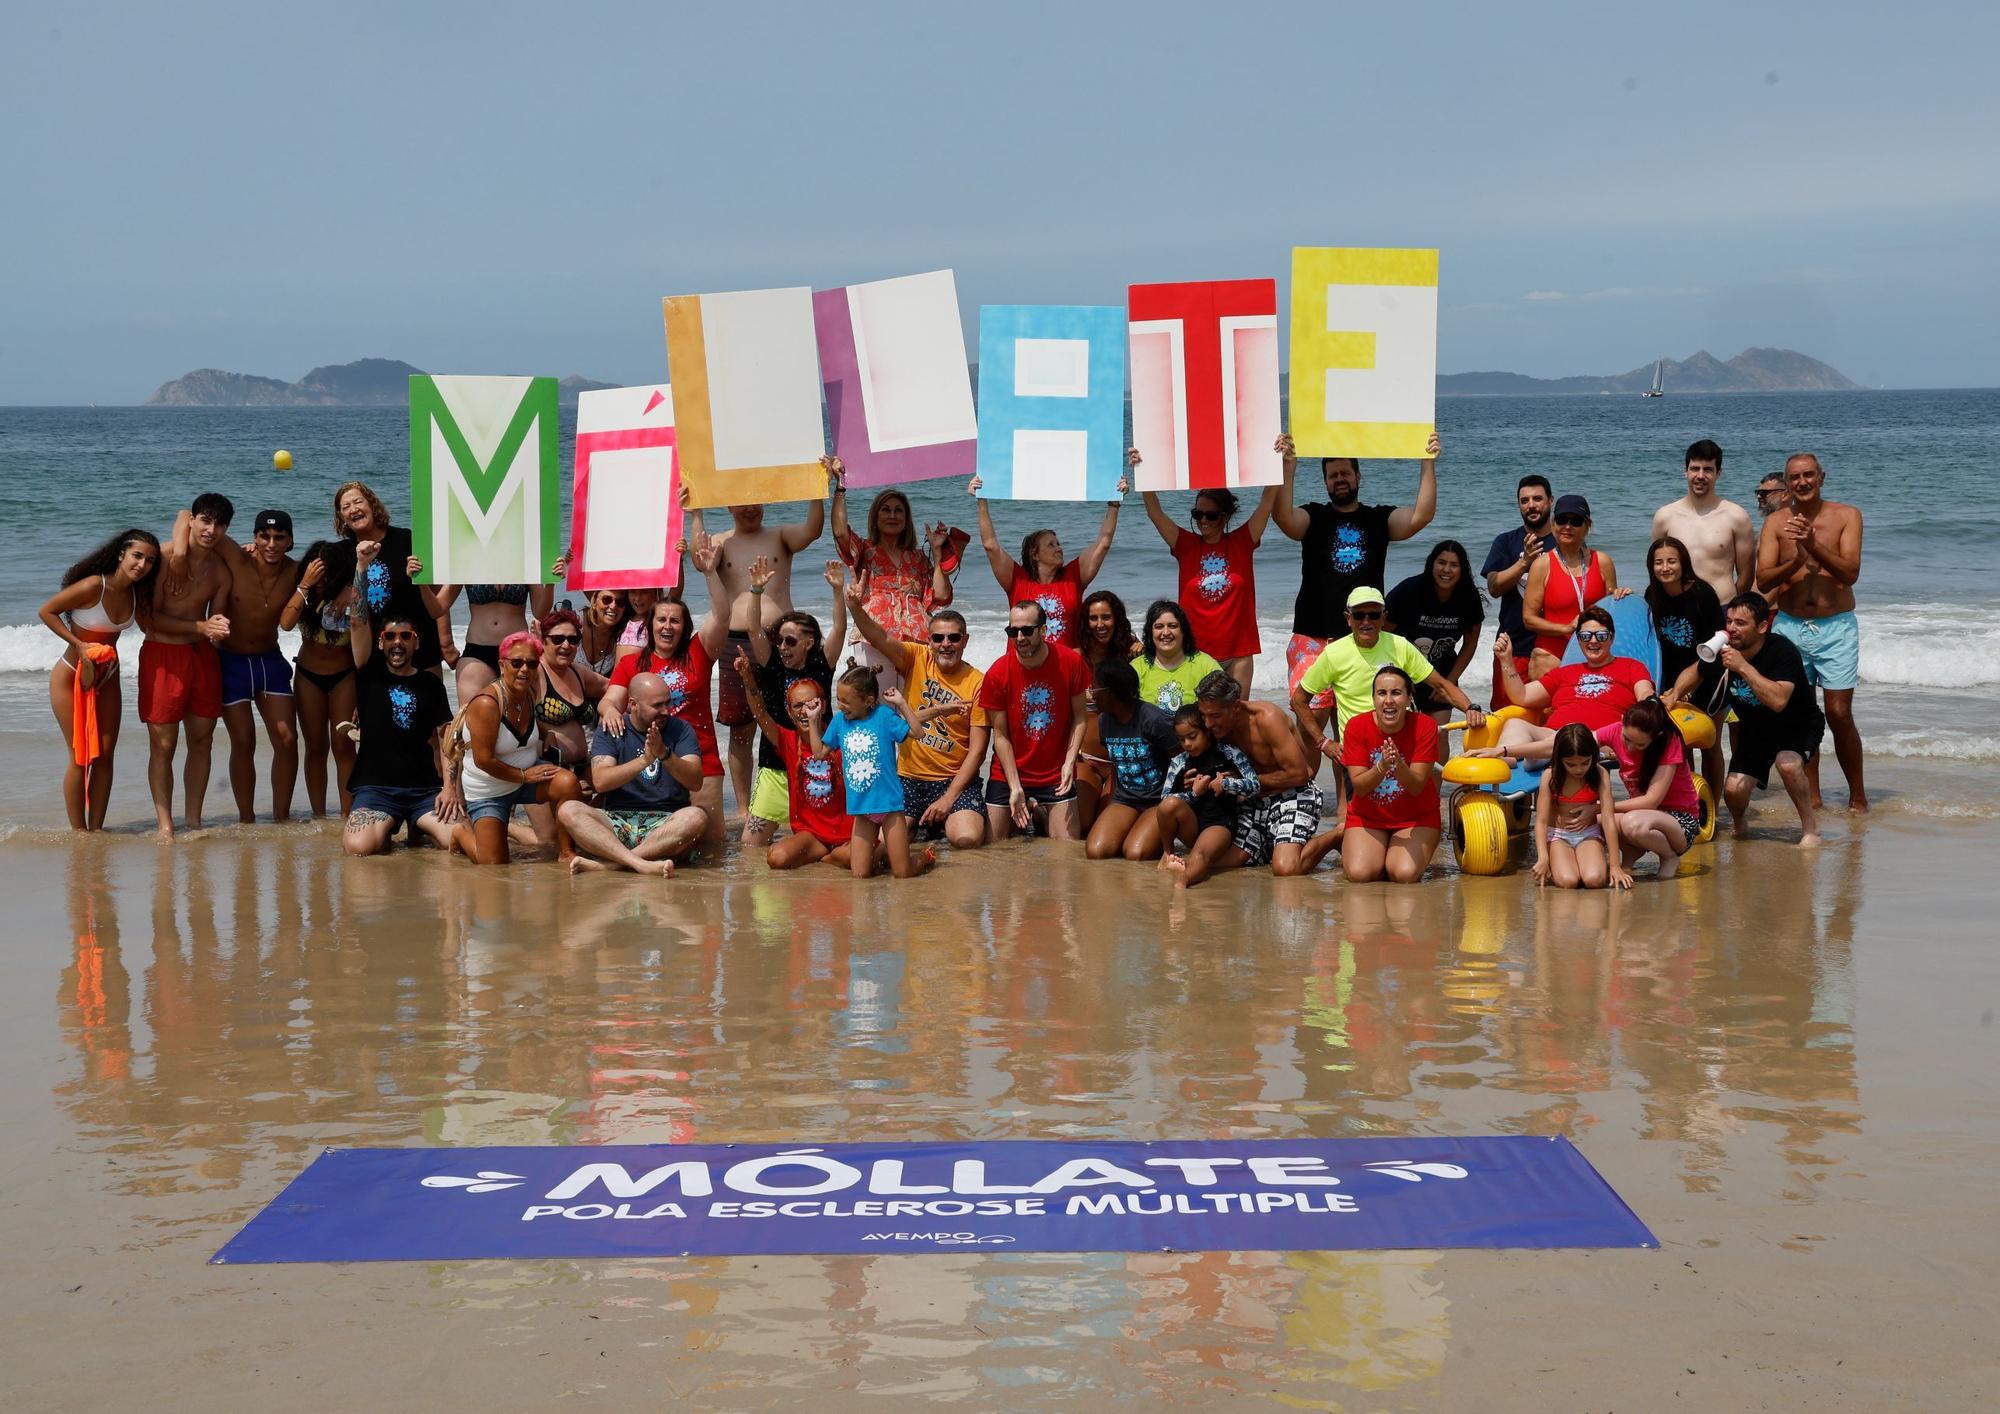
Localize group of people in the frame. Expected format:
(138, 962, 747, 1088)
(40, 434, 1866, 889)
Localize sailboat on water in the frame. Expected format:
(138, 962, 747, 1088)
(1641, 359, 1666, 398)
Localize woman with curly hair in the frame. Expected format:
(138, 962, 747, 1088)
(38, 528, 161, 828)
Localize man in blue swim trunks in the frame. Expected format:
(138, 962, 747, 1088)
(341, 607, 462, 855)
(1756, 453, 1866, 812)
(167, 503, 302, 821)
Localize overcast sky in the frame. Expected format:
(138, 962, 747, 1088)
(3, 1, 1994, 402)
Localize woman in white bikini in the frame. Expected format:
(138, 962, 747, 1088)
(39, 529, 160, 829)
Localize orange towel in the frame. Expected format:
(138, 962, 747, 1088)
(73, 643, 117, 767)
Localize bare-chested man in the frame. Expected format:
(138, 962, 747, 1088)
(699, 468, 829, 818)
(144, 493, 234, 836)
(172, 506, 302, 821)
(1195, 670, 1323, 877)
(1652, 439, 1754, 603)
(1756, 452, 1866, 812)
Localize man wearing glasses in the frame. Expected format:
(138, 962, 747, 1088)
(1291, 588, 1485, 808)
(847, 589, 990, 850)
(977, 601, 1091, 841)
(339, 607, 462, 856)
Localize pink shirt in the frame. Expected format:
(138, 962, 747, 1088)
(1594, 722, 1699, 815)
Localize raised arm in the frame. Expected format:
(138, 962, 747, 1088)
(826, 457, 858, 559)
(970, 477, 1017, 589)
(778, 471, 830, 554)
(1075, 478, 1127, 588)
(731, 653, 785, 739)
(823, 560, 850, 662)
(924, 521, 956, 608)
(529, 555, 565, 619)
(1140, 490, 1182, 550)
(349, 598, 374, 669)
(1385, 433, 1440, 541)
(844, 578, 915, 679)
(1489, 634, 1552, 712)
(1272, 434, 1310, 540)
(744, 554, 778, 665)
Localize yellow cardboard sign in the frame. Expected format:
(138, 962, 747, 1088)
(1289, 248, 1438, 459)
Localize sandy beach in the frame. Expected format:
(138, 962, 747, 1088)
(2, 746, 1994, 1410)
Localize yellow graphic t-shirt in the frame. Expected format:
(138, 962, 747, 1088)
(899, 643, 988, 781)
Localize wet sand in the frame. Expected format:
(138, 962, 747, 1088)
(2, 759, 1996, 1410)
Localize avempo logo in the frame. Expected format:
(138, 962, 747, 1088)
(862, 1231, 1017, 1246)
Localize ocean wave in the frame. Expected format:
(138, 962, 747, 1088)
(1865, 728, 2000, 764)
(2, 600, 1995, 693)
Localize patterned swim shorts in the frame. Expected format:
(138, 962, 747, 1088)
(1231, 783, 1326, 866)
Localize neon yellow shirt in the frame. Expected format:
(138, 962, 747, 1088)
(1298, 633, 1434, 726)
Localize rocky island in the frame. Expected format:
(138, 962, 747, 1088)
(147, 359, 616, 407)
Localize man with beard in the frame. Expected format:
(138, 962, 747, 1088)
(1480, 474, 1554, 708)
(1756, 453, 1866, 812)
(1273, 431, 1439, 721)
(1652, 438, 1755, 603)
(1717, 591, 1825, 846)
(340, 607, 461, 856)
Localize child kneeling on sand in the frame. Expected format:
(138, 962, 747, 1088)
(813, 664, 961, 879)
(1156, 705, 1260, 888)
(733, 657, 853, 871)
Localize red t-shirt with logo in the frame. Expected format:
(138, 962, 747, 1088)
(977, 641, 1091, 788)
(1540, 656, 1650, 733)
(771, 724, 851, 846)
(611, 638, 721, 777)
(1340, 711, 1442, 832)
(1007, 560, 1084, 650)
(1172, 525, 1261, 660)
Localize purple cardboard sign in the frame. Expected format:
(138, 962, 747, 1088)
(814, 271, 978, 488)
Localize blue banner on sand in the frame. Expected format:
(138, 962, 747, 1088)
(213, 1136, 1654, 1264)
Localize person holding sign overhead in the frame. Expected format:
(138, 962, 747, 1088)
(966, 473, 1127, 651)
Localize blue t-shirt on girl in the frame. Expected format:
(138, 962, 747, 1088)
(822, 704, 911, 816)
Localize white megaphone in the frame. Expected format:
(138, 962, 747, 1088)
(1696, 630, 1730, 664)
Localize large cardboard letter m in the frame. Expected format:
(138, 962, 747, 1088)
(410, 375, 560, 584)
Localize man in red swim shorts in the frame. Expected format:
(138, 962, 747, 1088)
(142, 492, 234, 837)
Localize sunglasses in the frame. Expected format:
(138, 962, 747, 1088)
(544, 633, 580, 646)
(1348, 608, 1384, 621)
(930, 631, 965, 644)
(504, 657, 539, 669)
(379, 630, 416, 642)
(1576, 629, 1612, 645)
(776, 634, 808, 649)
(1554, 515, 1588, 528)
(1005, 624, 1040, 639)
(1190, 508, 1225, 523)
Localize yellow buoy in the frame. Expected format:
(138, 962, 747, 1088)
(273, 449, 294, 471)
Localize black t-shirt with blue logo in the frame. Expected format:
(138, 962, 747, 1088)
(1295, 502, 1395, 638)
(1651, 580, 1725, 700)
(1726, 631, 1823, 746)
(350, 658, 453, 790)
(1098, 701, 1182, 806)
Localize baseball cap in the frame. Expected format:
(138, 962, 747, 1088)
(254, 509, 293, 537)
(1346, 586, 1386, 610)
(1553, 494, 1591, 519)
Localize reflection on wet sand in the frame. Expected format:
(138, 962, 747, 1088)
(30, 828, 1891, 1403)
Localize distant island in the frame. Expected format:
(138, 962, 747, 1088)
(146, 358, 616, 407)
(1437, 347, 1861, 396)
(147, 346, 1862, 408)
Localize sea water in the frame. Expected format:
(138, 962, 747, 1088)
(1, 390, 1994, 776)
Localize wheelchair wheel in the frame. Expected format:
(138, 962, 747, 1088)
(1452, 791, 1511, 876)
